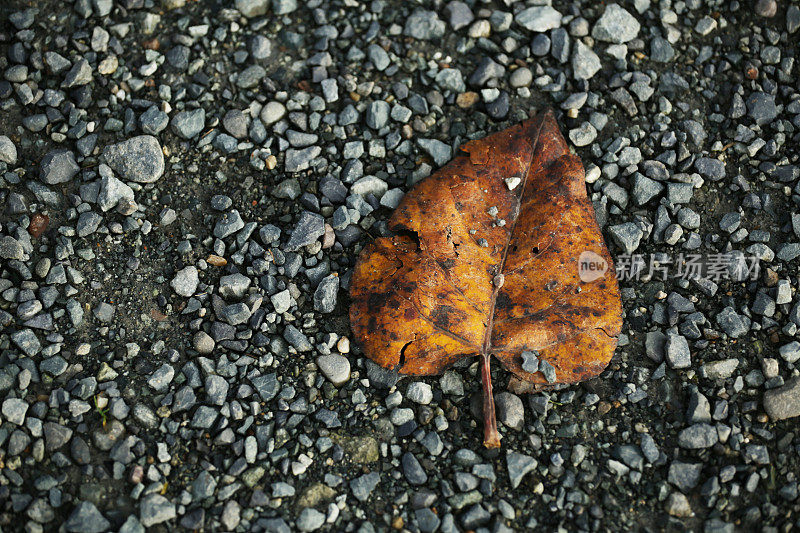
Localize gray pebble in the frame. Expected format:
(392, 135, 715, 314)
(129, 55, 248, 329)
(171, 266, 199, 297)
(40, 149, 79, 184)
(103, 135, 165, 183)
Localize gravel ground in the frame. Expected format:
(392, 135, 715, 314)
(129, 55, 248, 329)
(1, 0, 799, 531)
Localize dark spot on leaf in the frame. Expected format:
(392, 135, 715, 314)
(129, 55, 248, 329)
(495, 292, 512, 310)
(368, 293, 388, 309)
(431, 305, 455, 329)
(439, 258, 456, 269)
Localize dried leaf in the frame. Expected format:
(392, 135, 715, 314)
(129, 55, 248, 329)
(350, 109, 623, 448)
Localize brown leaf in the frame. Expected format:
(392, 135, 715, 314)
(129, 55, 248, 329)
(349, 109, 623, 448)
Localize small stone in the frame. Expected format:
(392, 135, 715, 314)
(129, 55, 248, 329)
(779, 341, 800, 363)
(509, 68, 533, 88)
(296, 508, 325, 532)
(285, 146, 321, 172)
(668, 461, 702, 491)
(236, 65, 266, 88)
(251, 373, 279, 401)
(530, 34, 551, 56)
(220, 501, 240, 531)
(755, 0, 777, 18)
(93, 302, 115, 323)
(789, 5, 800, 33)
(665, 333, 691, 369)
(592, 4, 640, 43)
(402, 452, 428, 485)
(444, 1, 474, 30)
(678, 423, 718, 449)
(417, 138, 451, 166)
(219, 273, 251, 300)
(260, 102, 286, 125)
(62, 59, 92, 88)
(776, 279, 792, 305)
(440, 371, 464, 395)
(350, 472, 380, 502)
(271, 289, 292, 314)
(608, 222, 643, 254)
(764, 377, 800, 420)
(715, 306, 749, 338)
(516, 6, 562, 32)
(572, 41, 601, 80)
(235, 0, 268, 17)
(506, 451, 537, 489)
(171, 266, 199, 297)
(65, 502, 111, 533)
(632, 174, 664, 205)
(43, 422, 72, 451)
(640, 434, 660, 463)
(694, 16, 717, 36)
(0, 135, 18, 165)
(214, 210, 245, 239)
(366, 44, 390, 71)
(495, 392, 524, 430)
(404, 9, 446, 40)
(103, 135, 165, 183)
(12, 329, 41, 355)
(468, 19, 490, 38)
(97, 165, 135, 212)
(148, 364, 174, 392)
(222, 109, 250, 139)
(272, 0, 297, 15)
(407, 382, 433, 405)
(40, 149, 79, 184)
(316, 354, 350, 386)
(2, 398, 28, 425)
(650, 37, 675, 62)
(77, 211, 102, 237)
(139, 494, 176, 528)
(665, 492, 693, 517)
(746, 92, 778, 125)
(206, 375, 229, 406)
(366, 100, 391, 129)
(693, 158, 725, 182)
(0, 236, 24, 260)
(435, 68, 466, 93)
(539, 360, 557, 383)
(193, 331, 215, 354)
(687, 392, 711, 423)
(701, 359, 739, 380)
(505, 176, 521, 190)
(568, 122, 597, 146)
(220, 303, 251, 325)
(171, 108, 206, 139)
(140, 106, 169, 135)
(468, 57, 505, 86)
(286, 211, 325, 251)
(249, 35, 272, 60)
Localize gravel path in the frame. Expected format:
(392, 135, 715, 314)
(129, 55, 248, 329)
(0, 0, 799, 531)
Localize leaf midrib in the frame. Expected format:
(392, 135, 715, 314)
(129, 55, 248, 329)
(480, 116, 547, 357)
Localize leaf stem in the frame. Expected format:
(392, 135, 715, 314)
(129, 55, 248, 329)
(481, 352, 501, 448)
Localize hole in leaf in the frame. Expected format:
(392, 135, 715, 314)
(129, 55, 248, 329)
(394, 226, 422, 250)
